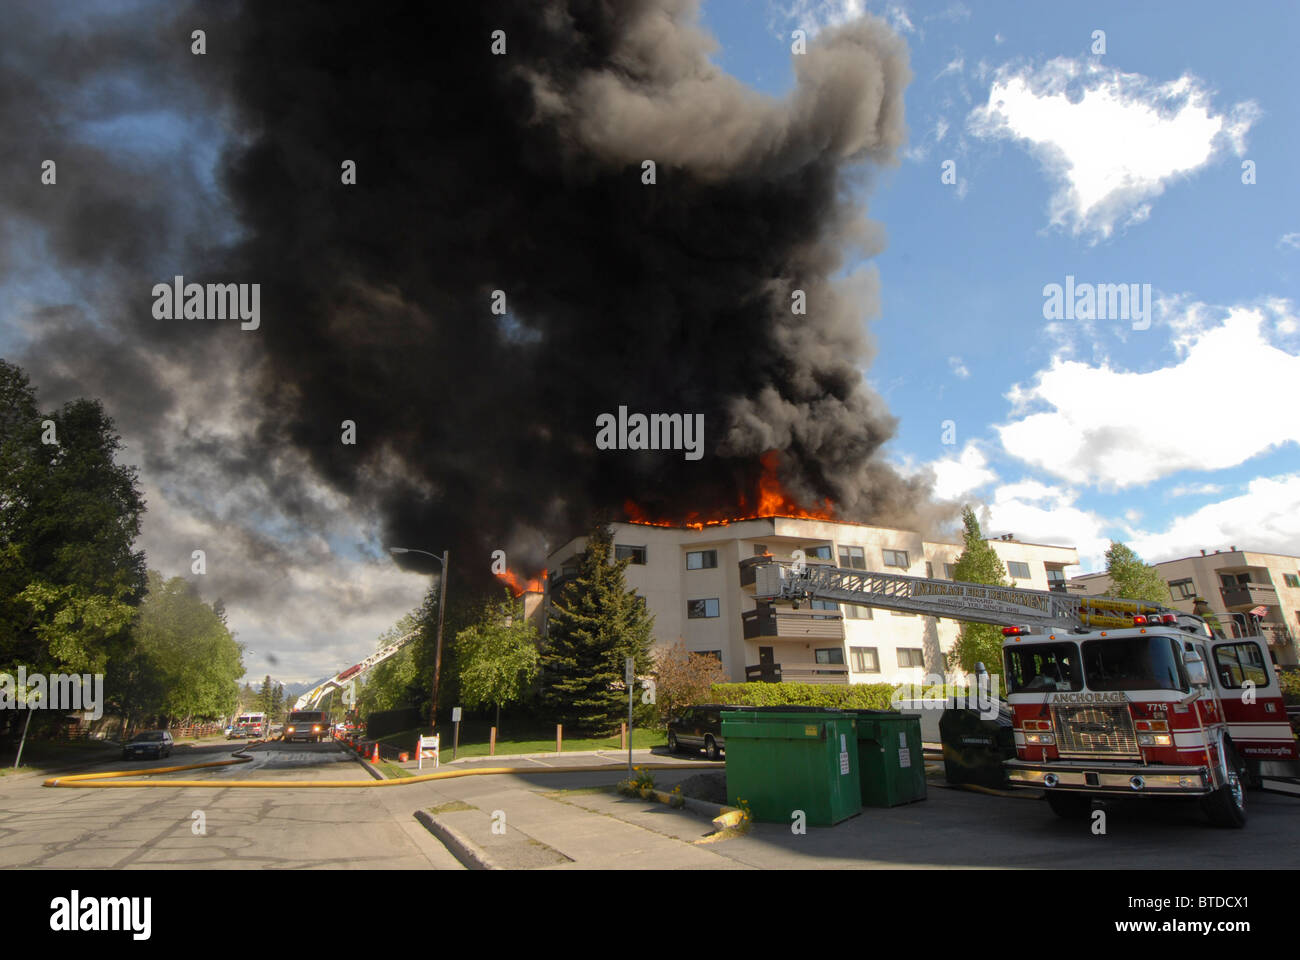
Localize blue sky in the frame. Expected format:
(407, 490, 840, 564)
(701, 0, 1300, 570)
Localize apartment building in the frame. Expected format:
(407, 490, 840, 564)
(1070, 547, 1300, 667)
(544, 518, 1078, 685)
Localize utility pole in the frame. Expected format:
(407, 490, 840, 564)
(388, 546, 450, 730)
(432, 550, 448, 728)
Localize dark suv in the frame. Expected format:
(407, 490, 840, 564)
(667, 705, 726, 760)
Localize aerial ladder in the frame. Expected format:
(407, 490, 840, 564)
(292, 629, 422, 711)
(751, 560, 1211, 635)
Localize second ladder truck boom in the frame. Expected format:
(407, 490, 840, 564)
(754, 560, 1296, 828)
(292, 630, 422, 712)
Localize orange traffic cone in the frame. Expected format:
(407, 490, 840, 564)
(371, 742, 380, 764)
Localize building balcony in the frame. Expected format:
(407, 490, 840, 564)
(1219, 582, 1278, 609)
(744, 663, 849, 685)
(742, 606, 845, 641)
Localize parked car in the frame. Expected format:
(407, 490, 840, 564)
(123, 730, 174, 761)
(666, 705, 726, 760)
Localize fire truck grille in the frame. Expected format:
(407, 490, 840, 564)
(1052, 703, 1140, 759)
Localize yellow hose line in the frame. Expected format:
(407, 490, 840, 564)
(44, 754, 254, 782)
(45, 760, 724, 789)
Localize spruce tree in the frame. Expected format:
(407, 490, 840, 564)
(540, 525, 654, 735)
(946, 506, 1009, 675)
(1103, 541, 1169, 606)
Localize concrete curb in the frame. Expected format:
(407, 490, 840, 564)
(413, 809, 497, 870)
(348, 744, 387, 781)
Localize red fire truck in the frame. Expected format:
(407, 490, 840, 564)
(754, 560, 1297, 828)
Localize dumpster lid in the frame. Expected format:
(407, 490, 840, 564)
(720, 705, 843, 713)
(842, 708, 903, 716)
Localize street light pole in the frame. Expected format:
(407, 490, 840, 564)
(389, 546, 449, 729)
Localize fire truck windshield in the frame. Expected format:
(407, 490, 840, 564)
(1004, 643, 1082, 693)
(1081, 635, 1186, 692)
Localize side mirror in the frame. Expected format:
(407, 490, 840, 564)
(1183, 649, 1209, 687)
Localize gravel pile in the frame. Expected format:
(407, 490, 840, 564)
(677, 771, 727, 805)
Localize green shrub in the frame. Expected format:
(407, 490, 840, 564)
(1278, 668, 1300, 706)
(709, 682, 899, 710)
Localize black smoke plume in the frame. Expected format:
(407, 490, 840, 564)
(4, 0, 934, 594)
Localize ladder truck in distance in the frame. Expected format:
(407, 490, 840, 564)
(292, 629, 422, 721)
(753, 560, 1296, 828)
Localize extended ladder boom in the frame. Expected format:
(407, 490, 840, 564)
(753, 561, 1194, 632)
(292, 629, 422, 711)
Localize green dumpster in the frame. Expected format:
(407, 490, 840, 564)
(845, 709, 927, 807)
(720, 707, 861, 826)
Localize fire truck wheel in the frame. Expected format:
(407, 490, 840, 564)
(1243, 758, 1263, 791)
(1201, 739, 1247, 829)
(1045, 792, 1092, 820)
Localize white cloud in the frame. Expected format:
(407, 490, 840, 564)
(998, 301, 1300, 487)
(777, 0, 870, 37)
(947, 354, 970, 378)
(1132, 473, 1300, 561)
(1279, 232, 1300, 251)
(936, 56, 964, 80)
(986, 481, 1111, 568)
(1168, 482, 1225, 498)
(928, 442, 998, 500)
(969, 58, 1259, 239)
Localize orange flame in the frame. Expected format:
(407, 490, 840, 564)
(497, 567, 547, 596)
(623, 451, 834, 529)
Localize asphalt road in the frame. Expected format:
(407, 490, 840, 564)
(2, 740, 1297, 869)
(0, 740, 463, 869)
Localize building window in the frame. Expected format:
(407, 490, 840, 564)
(944, 563, 957, 579)
(926, 561, 934, 578)
(1168, 578, 1197, 600)
(615, 544, 646, 565)
(687, 598, 719, 619)
(806, 544, 833, 560)
(810, 598, 840, 620)
(897, 648, 925, 668)
(838, 545, 866, 570)
(753, 544, 768, 556)
(686, 549, 718, 570)
(1046, 568, 1066, 589)
(696, 650, 722, 661)
(882, 549, 909, 569)
(843, 604, 873, 620)
(1284, 573, 1300, 588)
(850, 647, 880, 672)
(815, 647, 845, 665)
(1006, 561, 1031, 579)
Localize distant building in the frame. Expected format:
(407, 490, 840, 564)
(543, 519, 1078, 685)
(1070, 547, 1300, 666)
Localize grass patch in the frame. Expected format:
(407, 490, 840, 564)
(427, 800, 477, 814)
(377, 761, 413, 779)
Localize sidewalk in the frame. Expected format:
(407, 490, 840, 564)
(415, 769, 749, 869)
